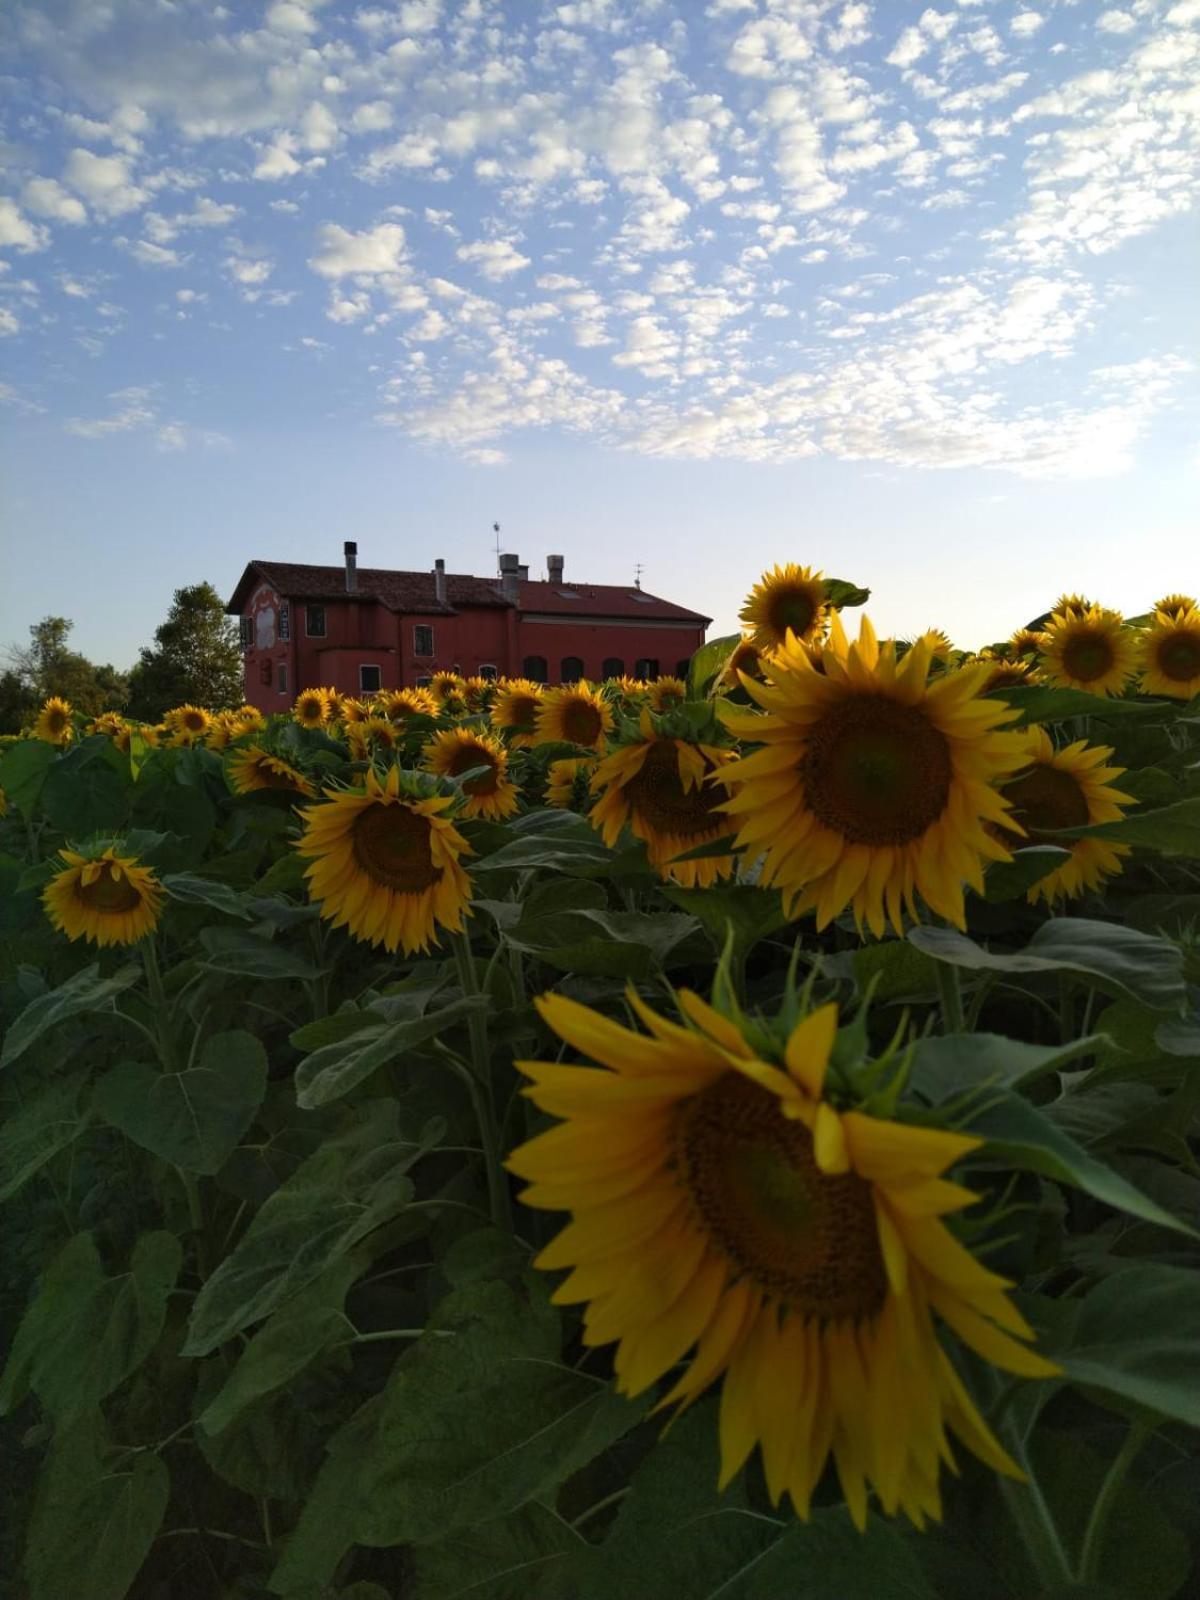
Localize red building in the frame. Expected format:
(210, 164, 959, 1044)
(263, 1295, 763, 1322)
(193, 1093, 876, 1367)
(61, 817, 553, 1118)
(226, 545, 711, 710)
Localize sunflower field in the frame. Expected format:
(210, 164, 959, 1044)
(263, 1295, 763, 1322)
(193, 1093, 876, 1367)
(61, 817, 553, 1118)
(2, 572, 1200, 1600)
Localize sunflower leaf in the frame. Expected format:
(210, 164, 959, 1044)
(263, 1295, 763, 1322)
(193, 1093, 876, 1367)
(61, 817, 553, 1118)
(1, 962, 142, 1070)
(163, 871, 256, 918)
(293, 995, 487, 1109)
(980, 846, 1072, 902)
(0, 1069, 92, 1202)
(1061, 1264, 1200, 1427)
(1052, 797, 1200, 859)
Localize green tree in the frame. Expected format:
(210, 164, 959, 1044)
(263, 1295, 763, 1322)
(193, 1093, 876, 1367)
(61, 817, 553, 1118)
(126, 583, 243, 721)
(2, 617, 129, 730)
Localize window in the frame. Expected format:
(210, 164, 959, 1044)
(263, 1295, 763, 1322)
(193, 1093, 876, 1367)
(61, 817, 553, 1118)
(305, 604, 326, 638)
(277, 663, 289, 693)
(359, 664, 382, 693)
(635, 657, 659, 679)
(279, 603, 291, 641)
(258, 659, 272, 686)
(415, 675, 432, 688)
(560, 656, 584, 683)
(413, 624, 435, 657)
(523, 655, 548, 684)
(478, 663, 498, 680)
(255, 607, 276, 650)
(676, 658, 691, 679)
(602, 656, 624, 680)
(239, 616, 253, 649)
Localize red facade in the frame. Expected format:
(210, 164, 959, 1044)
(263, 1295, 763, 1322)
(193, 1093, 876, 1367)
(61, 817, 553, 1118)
(226, 552, 710, 711)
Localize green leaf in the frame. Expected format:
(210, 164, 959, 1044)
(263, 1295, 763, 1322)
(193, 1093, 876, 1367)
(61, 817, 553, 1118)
(964, 1093, 1196, 1237)
(25, 1412, 169, 1600)
(994, 685, 1163, 723)
(661, 882, 789, 963)
(267, 1398, 383, 1595)
(824, 577, 871, 609)
(687, 632, 739, 698)
(410, 1505, 582, 1600)
(0, 1070, 91, 1201)
(851, 938, 937, 1004)
(94, 1030, 269, 1174)
(162, 871, 256, 918)
(294, 995, 487, 1110)
(505, 908, 700, 977)
(1, 962, 142, 1069)
(1063, 1265, 1200, 1426)
(0, 1230, 182, 1417)
(473, 822, 615, 874)
(40, 738, 132, 836)
(908, 918, 1185, 1011)
(183, 1106, 421, 1355)
(909, 1032, 1106, 1104)
(1060, 797, 1200, 860)
(355, 1279, 646, 1548)
(198, 925, 322, 979)
(981, 846, 1072, 902)
(0, 737, 59, 817)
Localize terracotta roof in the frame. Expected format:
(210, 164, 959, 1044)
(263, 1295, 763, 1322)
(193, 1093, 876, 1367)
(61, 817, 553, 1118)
(227, 560, 710, 624)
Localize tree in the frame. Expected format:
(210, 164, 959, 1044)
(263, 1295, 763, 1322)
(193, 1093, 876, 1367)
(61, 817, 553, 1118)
(1, 616, 129, 731)
(126, 583, 243, 721)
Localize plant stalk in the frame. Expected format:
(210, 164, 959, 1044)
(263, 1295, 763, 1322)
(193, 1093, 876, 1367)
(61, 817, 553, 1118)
(1078, 1421, 1150, 1583)
(451, 932, 513, 1233)
(934, 960, 964, 1034)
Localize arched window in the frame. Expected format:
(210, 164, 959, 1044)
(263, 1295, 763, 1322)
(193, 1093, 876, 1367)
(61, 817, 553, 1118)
(478, 663, 498, 680)
(602, 656, 625, 680)
(635, 657, 659, 679)
(523, 655, 548, 684)
(560, 655, 584, 683)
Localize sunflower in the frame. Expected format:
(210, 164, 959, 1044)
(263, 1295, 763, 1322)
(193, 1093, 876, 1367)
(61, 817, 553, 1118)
(166, 704, 211, 743)
(916, 629, 954, 667)
(429, 670, 466, 709)
(545, 756, 597, 810)
(463, 675, 497, 712)
(508, 988, 1057, 1529)
(296, 765, 473, 954)
(341, 696, 372, 724)
(1009, 629, 1045, 659)
(43, 845, 164, 947)
(1138, 607, 1200, 700)
(228, 744, 316, 798)
(322, 687, 345, 723)
(1152, 593, 1197, 622)
(237, 705, 267, 731)
(359, 716, 401, 752)
(535, 682, 614, 752)
(740, 564, 829, 651)
(1050, 592, 1094, 620)
(717, 614, 1025, 936)
(719, 637, 763, 692)
(294, 688, 331, 728)
(646, 675, 688, 712)
(88, 711, 126, 740)
(423, 727, 519, 820)
(204, 712, 241, 749)
(377, 687, 437, 726)
(33, 697, 73, 745)
(589, 710, 735, 887)
(1040, 607, 1137, 697)
(995, 726, 1134, 904)
(979, 658, 1039, 695)
(611, 675, 649, 699)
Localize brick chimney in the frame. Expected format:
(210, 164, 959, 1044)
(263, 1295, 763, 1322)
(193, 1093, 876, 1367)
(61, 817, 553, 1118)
(547, 554, 564, 585)
(344, 540, 358, 593)
(434, 557, 447, 604)
(499, 551, 521, 604)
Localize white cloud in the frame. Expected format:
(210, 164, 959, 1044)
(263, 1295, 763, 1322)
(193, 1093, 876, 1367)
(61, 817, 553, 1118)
(0, 197, 50, 252)
(23, 178, 87, 224)
(123, 239, 185, 267)
(309, 221, 408, 276)
(0, 307, 19, 336)
(1096, 11, 1137, 36)
(63, 149, 147, 217)
(456, 238, 532, 279)
(352, 100, 394, 132)
(66, 386, 157, 438)
(226, 257, 275, 286)
(253, 135, 302, 181)
(1010, 13, 1045, 39)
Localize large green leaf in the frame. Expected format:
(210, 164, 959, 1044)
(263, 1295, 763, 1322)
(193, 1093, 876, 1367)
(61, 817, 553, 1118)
(473, 816, 615, 874)
(824, 577, 871, 609)
(687, 632, 739, 698)
(661, 883, 789, 964)
(24, 1412, 169, 1600)
(94, 1030, 269, 1174)
(162, 871, 255, 919)
(183, 1106, 424, 1355)
(909, 1032, 1104, 1104)
(267, 1398, 383, 1594)
(1062, 1265, 1200, 1426)
(293, 995, 487, 1110)
(0, 1230, 182, 1417)
(198, 926, 322, 979)
(908, 919, 1185, 1011)
(1, 962, 141, 1069)
(0, 1069, 91, 1201)
(505, 908, 700, 977)
(39, 737, 132, 836)
(852, 939, 938, 1004)
(981, 846, 1071, 902)
(0, 737, 59, 817)
(994, 685, 1163, 723)
(1060, 797, 1200, 860)
(411, 1505, 582, 1600)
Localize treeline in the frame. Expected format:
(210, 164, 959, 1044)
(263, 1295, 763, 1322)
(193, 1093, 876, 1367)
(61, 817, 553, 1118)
(1, 583, 244, 734)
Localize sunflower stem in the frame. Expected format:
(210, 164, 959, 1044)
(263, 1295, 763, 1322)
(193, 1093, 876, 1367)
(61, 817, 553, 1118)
(934, 960, 964, 1034)
(1078, 1420, 1150, 1583)
(451, 932, 513, 1233)
(141, 937, 174, 1068)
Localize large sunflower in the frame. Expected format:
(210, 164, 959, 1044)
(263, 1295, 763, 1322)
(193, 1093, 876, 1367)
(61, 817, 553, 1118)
(589, 710, 735, 888)
(423, 727, 519, 820)
(1040, 607, 1136, 697)
(296, 765, 473, 954)
(508, 989, 1057, 1529)
(1138, 607, 1200, 700)
(1050, 592, 1094, 620)
(43, 845, 163, 947)
(740, 564, 829, 651)
(994, 726, 1133, 905)
(294, 688, 331, 728)
(166, 704, 211, 744)
(535, 682, 614, 752)
(646, 675, 688, 712)
(491, 679, 544, 746)
(228, 744, 316, 798)
(1151, 593, 1196, 621)
(33, 697, 73, 745)
(717, 614, 1025, 936)
(545, 756, 597, 810)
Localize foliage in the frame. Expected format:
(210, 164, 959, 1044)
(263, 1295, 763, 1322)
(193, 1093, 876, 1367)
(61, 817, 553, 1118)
(126, 583, 243, 721)
(2, 616, 129, 730)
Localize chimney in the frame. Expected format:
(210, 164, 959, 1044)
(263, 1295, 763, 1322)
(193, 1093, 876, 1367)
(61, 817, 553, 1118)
(499, 551, 521, 604)
(547, 554, 564, 586)
(434, 557, 446, 604)
(344, 540, 358, 593)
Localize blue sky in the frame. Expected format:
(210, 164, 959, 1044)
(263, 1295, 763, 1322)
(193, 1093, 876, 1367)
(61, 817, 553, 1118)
(1, 0, 1197, 668)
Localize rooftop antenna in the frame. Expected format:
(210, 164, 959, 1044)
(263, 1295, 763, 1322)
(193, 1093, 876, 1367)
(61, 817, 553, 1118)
(493, 521, 501, 575)
(634, 562, 644, 591)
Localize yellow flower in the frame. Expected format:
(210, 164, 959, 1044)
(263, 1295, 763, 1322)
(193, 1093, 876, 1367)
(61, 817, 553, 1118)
(429, 670, 466, 711)
(491, 679, 544, 746)
(646, 675, 688, 712)
(33, 697, 73, 745)
(1009, 629, 1045, 659)
(995, 726, 1133, 905)
(43, 846, 164, 947)
(463, 675, 496, 711)
(1040, 608, 1136, 697)
(204, 712, 242, 749)
(228, 744, 316, 798)
(165, 704, 211, 743)
(589, 710, 735, 887)
(323, 687, 345, 722)
(717, 614, 1025, 936)
(341, 696, 372, 724)
(1050, 592, 1094, 620)
(1138, 607, 1200, 700)
(719, 637, 763, 691)
(296, 765, 473, 954)
(545, 757, 597, 809)
(740, 564, 829, 651)
(979, 658, 1039, 695)
(294, 688, 331, 728)
(423, 727, 519, 821)
(916, 628, 954, 666)
(377, 687, 438, 726)
(359, 716, 401, 752)
(88, 711, 126, 740)
(237, 705, 266, 731)
(535, 682, 614, 752)
(1152, 593, 1197, 622)
(508, 989, 1057, 1529)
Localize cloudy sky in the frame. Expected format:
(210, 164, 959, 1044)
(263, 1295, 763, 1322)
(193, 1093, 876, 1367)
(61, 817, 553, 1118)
(1, 0, 1197, 667)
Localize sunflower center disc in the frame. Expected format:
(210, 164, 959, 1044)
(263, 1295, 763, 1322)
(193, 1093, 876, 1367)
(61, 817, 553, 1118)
(1061, 632, 1114, 682)
(623, 741, 722, 836)
(801, 694, 952, 845)
(79, 864, 143, 913)
(768, 589, 818, 638)
(447, 744, 498, 794)
(1159, 635, 1200, 681)
(352, 803, 442, 892)
(676, 1074, 886, 1318)
(1002, 763, 1090, 842)
(46, 711, 68, 735)
(562, 701, 603, 744)
(255, 759, 303, 792)
(509, 696, 538, 726)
